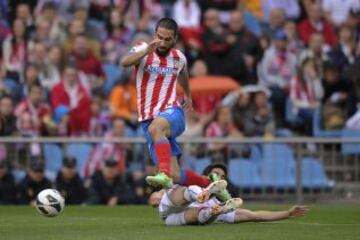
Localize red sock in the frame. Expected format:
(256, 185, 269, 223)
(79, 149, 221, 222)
(182, 169, 211, 188)
(154, 139, 171, 176)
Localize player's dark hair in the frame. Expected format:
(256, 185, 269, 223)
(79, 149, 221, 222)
(155, 18, 178, 37)
(202, 163, 228, 178)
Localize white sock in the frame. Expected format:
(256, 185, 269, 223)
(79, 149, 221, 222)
(198, 208, 213, 224)
(183, 185, 202, 203)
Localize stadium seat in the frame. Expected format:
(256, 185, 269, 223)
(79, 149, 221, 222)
(66, 143, 93, 178)
(301, 158, 334, 189)
(261, 144, 296, 188)
(228, 158, 262, 188)
(341, 129, 360, 155)
(312, 109, 343, 137)
(102, 63, 122, 95)
(12, 169, 26, 183)
(194, 158, 211, 174)
(43, 143, 63, 175)
(249, 144, 262, 165)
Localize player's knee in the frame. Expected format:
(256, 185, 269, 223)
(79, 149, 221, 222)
(148, 123, 160, 138)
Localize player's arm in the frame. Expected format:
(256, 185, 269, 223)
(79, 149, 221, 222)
(178, 67, 193, 113)
(234, 205, 309, 223)
(120, 39, 161, 67)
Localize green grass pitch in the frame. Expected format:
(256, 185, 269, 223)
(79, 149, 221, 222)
(1, 204, 359, 240)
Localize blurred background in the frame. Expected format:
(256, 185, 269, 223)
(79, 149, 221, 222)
(0, 0, 359, 206)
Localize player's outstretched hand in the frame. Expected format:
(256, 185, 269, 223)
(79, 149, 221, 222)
(146, 39, 162, 54)
(288, 205, 309, 218)
(183, 98, 194, 116)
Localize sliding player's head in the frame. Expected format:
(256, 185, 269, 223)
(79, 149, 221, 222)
(148, 190, 165, 208)
(154, 18, 178, 56)
(202, 163, 228, 180)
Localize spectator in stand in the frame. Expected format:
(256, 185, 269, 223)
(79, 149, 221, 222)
(14, 83, 54, 135)
(89, 95, 110, 137)
(28, 41, 60, 93)
(225, 10, 262, 84)
(328, 25, 358, 72)
(258, 29, 297, 126)
(262, 8, 285, 39)
(173, 0, 201, 28)
(47, 45, 65, 72)
(298, 4, 337, 47)
(322, 0, 360, 27)
(299, 33, 329, 72)
(86, 159, 136, 206)
(53, 105, 70, 137)
(71, 5, 99, 40)
(0, 95, 17, 136)
(321, 62, 357, 118)
(15, 3, 35, 33)
(109, 73, 138, 130)
(205, 105, 242, 162)
(0, 160, 17, 205)
(262, 0, 301, 21)
(55, 157, 87, 205)
(34, 1, 66, 46)
(51, 59, 92, 136)
(17, 160, 52, 205)
(63, 18, 100, 58)
(290, 58, 323, 134)
(84, 118, 129, 178)
(70, 34, 105, 93)
(231, 89, 251, 133)
(284, 20, 303, 54)
(243, 87, 275, 137)
(103, 8, 134, 65)
(2, 18, 28, 84)
(201, 9, 230, 75)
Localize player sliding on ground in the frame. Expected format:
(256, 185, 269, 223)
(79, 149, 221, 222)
(121, 17, 230, 200)
(148, 182, 309, 226)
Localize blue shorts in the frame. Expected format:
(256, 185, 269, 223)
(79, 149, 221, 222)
(141, 107, 185, 165)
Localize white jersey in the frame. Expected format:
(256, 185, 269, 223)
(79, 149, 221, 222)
(130, 42, 187, 122)
(158, 185, 220, 220)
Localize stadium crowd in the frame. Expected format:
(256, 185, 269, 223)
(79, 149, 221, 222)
(0, 0, 360, 205)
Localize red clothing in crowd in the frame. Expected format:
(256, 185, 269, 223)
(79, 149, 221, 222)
(14, 99, 51, 132)
(298, 19, 337, 46)
(51, 81, 92, 135)
(71, 51, 105, 79)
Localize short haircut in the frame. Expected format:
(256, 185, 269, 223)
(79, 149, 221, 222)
(155, 18, 178, 37)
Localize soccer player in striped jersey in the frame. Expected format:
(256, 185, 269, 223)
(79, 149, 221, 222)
(121, 18, 229, 200)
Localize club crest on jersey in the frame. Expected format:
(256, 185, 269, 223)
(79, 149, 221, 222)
(145, 65, 177, 75)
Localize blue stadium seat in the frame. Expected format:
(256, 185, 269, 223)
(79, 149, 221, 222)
(228, 158, 262, 188)
(301, 158, 334, 189)
(12, 169, 26, 183)
(261, 144, 296, 188)
(312, 109, 343, 137)
(194, 158, 211, 174)
(341, 129, 360, 155)
(43, 143, 63, 175)
(66, 143, 93, 178)
(249, 144, 262, 165)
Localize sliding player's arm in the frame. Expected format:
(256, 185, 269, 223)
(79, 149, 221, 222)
(121, 39, 161, 67)
(234, 205, 309, 223)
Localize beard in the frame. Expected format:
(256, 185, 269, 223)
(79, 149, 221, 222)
(156, 46, 170, 56)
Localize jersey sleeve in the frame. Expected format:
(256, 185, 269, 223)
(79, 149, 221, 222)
(177, 50, 188, 72)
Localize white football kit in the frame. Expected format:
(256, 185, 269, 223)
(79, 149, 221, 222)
(158, 185, 236, 226)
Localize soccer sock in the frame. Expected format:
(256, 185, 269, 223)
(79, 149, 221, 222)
(154, 138, 171, 176)
(183, 185, 202, 203)
(197, 208, 214, 224)
(179, 169, 212, 188)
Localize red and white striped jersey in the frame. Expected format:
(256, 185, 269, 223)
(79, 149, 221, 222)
(131, 42, 187, 121)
